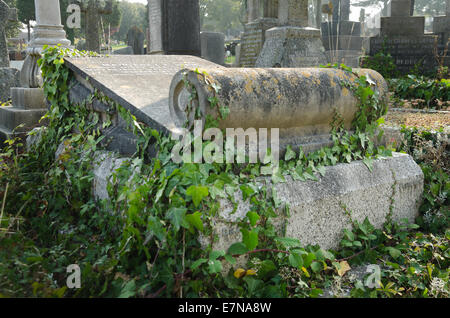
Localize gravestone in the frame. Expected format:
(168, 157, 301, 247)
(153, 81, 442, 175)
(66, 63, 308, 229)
(239, 0, 279, 67)
(200, 32, 225, 65)
(148, 0, 201, 56)
(321, 0, 365, 67)
(369, 0, 447, 75)
(127, 26, 145, 55)
(64, 55, 223, 154)
(433, 0, 450, 45)
(0, 0, 20, 103)
(256, 0, 327, 67)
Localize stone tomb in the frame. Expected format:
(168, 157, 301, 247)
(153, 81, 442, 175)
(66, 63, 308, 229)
(200, 31, 225, 65)
(61, 54, 424, 251)
(369, 0, 447, 74)
(64, 55, 223, 154)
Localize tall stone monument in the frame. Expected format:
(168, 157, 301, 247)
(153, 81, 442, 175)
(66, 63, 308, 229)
(321, 0, 364, 67)
(148, 0, 201, 56)
(369, 0, 447, 75)
(127, 26, 145, 55)
(239, 0, 279, 67)
(256, 0, 327, 67)
(0, 0, 20, 103)
(0, 0, 71, 142)
(433, 0, 450, 45)
(81, 0, 113, 53)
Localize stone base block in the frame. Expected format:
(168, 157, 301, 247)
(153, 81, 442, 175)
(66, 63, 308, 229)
(256, 26, 327, 68)
(321, 21, 362, 37)
(325, 50, 363, 68)
(380, 16, 425, 37)
(0, 68, 20, 103)
(207, 153, 423, 251)
(322, 35, 364, 51)
(11, 87, 46, 110)
(0, 106, 47, 132)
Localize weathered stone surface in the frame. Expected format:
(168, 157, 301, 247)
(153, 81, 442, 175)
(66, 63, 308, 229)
(257, 27, 327, 67)
(380, 16, 425, 37)
(64, 55, 223, 138)
(369, 35, 443, 74)
(0, 67, 19, 102)
(0, 105, 46, 132)
(433, 0, 450, 45)
(170, 67, 388, 151)
(148, 0, 201, 56)
(239, 18, 279, 67)
(322, 35, 364, 51)
(112, 46, 133, 55)
(278, 0, 308, 27)
(203, 153, 423, 251)
(200, 31, 225, 65)
(11, 87, 45, 109)
(321, 21, 362, 38)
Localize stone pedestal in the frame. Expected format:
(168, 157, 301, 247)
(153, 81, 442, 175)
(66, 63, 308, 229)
(148, 0, 201, 56)
(200, 31, 225, 65)
(0, 0, 70, 143)
(256, 27, 327, 67)
(0, 68, 19, 103)
(256, 0, 326, 67)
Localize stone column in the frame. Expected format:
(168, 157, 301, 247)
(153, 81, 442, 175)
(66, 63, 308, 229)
(248, 0, 260, 22)
(21, 0, 71, 88)
(447, 0, 450, 16)
(315, 0, 322, 28)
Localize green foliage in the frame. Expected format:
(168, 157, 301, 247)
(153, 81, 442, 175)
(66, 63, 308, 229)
(0, 48, 447, 299)
(389, 76, 450, 109)
(398, 127, 449, 233)
(361, 50, 399, 80)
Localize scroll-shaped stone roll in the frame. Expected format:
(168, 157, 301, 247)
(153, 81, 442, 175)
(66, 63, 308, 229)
(169, 68, 388, 143)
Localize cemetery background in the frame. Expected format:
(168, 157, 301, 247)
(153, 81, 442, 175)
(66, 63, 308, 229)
(0, 0, 448, 299)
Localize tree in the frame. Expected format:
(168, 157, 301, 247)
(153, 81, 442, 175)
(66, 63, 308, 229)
(200, 0, 244, 36)
(15, 0, 34, 41)
(3, 0, 21, 39)
(115, 1, 147, 42)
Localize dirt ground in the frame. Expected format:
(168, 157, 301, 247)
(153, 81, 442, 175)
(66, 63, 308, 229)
(384, 110, 450, 131)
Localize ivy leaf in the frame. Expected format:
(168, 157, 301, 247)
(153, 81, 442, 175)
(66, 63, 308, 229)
(363, 157, 374, 172)
(285, 146, 296, 161)
(227, 242, 248, 255)
(186, 185, 209, 207)
(166, 207, 189, 232)
(190, 258, 208, 270)
(241, 229, 258, 251)
(289, 253, 304, 268)
(246, 211, 260, 227)
(275, 237, 301, 249)
(186, 212, 204, 232)
(386, 247, 401, 259)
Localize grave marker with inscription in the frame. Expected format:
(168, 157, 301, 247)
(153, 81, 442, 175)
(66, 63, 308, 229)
(369, 0, 448, 74)
(148, 0, 201, 56)
(433, 0, 450, 45)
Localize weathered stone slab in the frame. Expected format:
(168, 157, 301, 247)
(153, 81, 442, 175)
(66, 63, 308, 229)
(64, 55, 223, 134)
(0, 67, 19, 102)
(205, 153, 423, 251)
